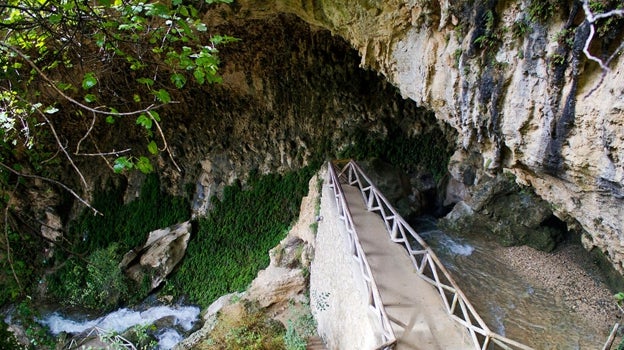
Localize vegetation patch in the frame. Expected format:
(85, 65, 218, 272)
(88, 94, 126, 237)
(70, 174, 190, 253)
(198, 300, 285, 350)
(0, 226, 40, 307)
(167, 166, 316, 307)
(46, 174, 189, 310)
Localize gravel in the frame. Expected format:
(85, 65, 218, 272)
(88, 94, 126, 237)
(499, 242, 622, 340)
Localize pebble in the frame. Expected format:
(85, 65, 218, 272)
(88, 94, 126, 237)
(498, 242, 622, 335)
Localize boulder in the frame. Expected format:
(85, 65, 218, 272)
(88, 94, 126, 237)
(245, 266, 306, 309)
(120, 221, 191, 291)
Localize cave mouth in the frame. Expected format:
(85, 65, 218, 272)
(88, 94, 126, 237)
(166, 12, 458, 202)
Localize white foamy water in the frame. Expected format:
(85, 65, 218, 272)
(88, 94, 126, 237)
(157, 328, 184, 349)
(40, 305, 200, 349)
(444, 237, 475, 256)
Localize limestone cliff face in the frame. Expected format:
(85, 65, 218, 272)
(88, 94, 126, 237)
(213, 1, 624, 272)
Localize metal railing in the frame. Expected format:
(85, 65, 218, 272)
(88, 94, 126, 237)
(327, 161, 397, 350)
(332, 160, 534, 350)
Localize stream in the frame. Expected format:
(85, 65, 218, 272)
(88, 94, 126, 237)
(410, 216, 607, 349)
(36, 304, 200, 349)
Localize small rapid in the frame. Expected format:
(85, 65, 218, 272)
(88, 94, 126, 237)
(38, 304, 200, 349)
(411, 216, 608, 349)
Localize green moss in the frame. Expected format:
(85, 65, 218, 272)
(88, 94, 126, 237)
(70, 173, 190, 252)
(0, 227, 41, 307)
(168, 166, 316, 307)
(591, 248, 624, 293)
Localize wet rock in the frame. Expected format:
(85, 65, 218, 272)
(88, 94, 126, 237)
(358, 158, 416, 217)
(41, 209, 63, 242)
(120, 221, 191, 291)
(445, 201, 474, 222)
(442, 175, 564, 252)
(152, 315, 176, 329)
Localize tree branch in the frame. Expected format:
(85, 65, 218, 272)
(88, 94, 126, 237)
(581, 0, 624, 97)
(0, 161, 102, 216)
(0, 42, 173, 117)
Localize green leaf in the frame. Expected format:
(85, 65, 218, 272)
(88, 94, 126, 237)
(106, 116, 116, 124)
(210, 35, 240, 46)
(136, 77, 154, 86)
(147, 140, 158, 155)
(56, 82, 73, 91)
(113, 157, 133, 173)
(196, 23, 208, 32)
(136, 114, 152, 129)
(148, 111, 160, 122)
(82, 72, 97, 90)
(154, 89, 171, 103)
(133, 94, 141, 102)
(49, 14, 63, 24)
(170, 73, 187, 89)
(179, 5, 189, 17)
(136, 156, 153, 174)
(84, 94, 97, 103)
(193, 69, 205, 84)
(43, 106, 59, 114)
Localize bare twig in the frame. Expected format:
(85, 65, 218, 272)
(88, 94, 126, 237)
(0, 161, 102, 216)
(601, 323, 620, 350)
(581, 0, 624, 97)
(35, 108, 90, 192)
(149, 111, 181, 173)
(3, 183, 24, 294)
(75, 111, 98, 155)
(77, 149, 132, 157)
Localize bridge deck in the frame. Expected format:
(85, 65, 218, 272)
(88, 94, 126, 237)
(342, 184, 472, 350)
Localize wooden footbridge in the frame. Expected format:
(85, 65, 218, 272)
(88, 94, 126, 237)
(326, 160, 533, 350)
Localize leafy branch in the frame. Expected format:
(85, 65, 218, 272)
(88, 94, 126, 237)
(0, 0, 237, 217)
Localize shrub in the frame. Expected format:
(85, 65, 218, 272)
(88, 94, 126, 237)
(284, 301, 317, 350)
(49, 243, 130, 310)
(199, 301, 285, 350)
(0, 321, 22, 350)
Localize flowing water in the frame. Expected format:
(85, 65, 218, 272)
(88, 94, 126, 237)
(37, 304, 200, 349)
(410, 216, 607, 349)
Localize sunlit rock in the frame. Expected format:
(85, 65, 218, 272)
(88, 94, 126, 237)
(120, 221, 191, 291)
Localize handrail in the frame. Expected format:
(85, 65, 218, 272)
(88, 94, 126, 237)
(327, 161, 397, 349)
(333, 160, 534, 350)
